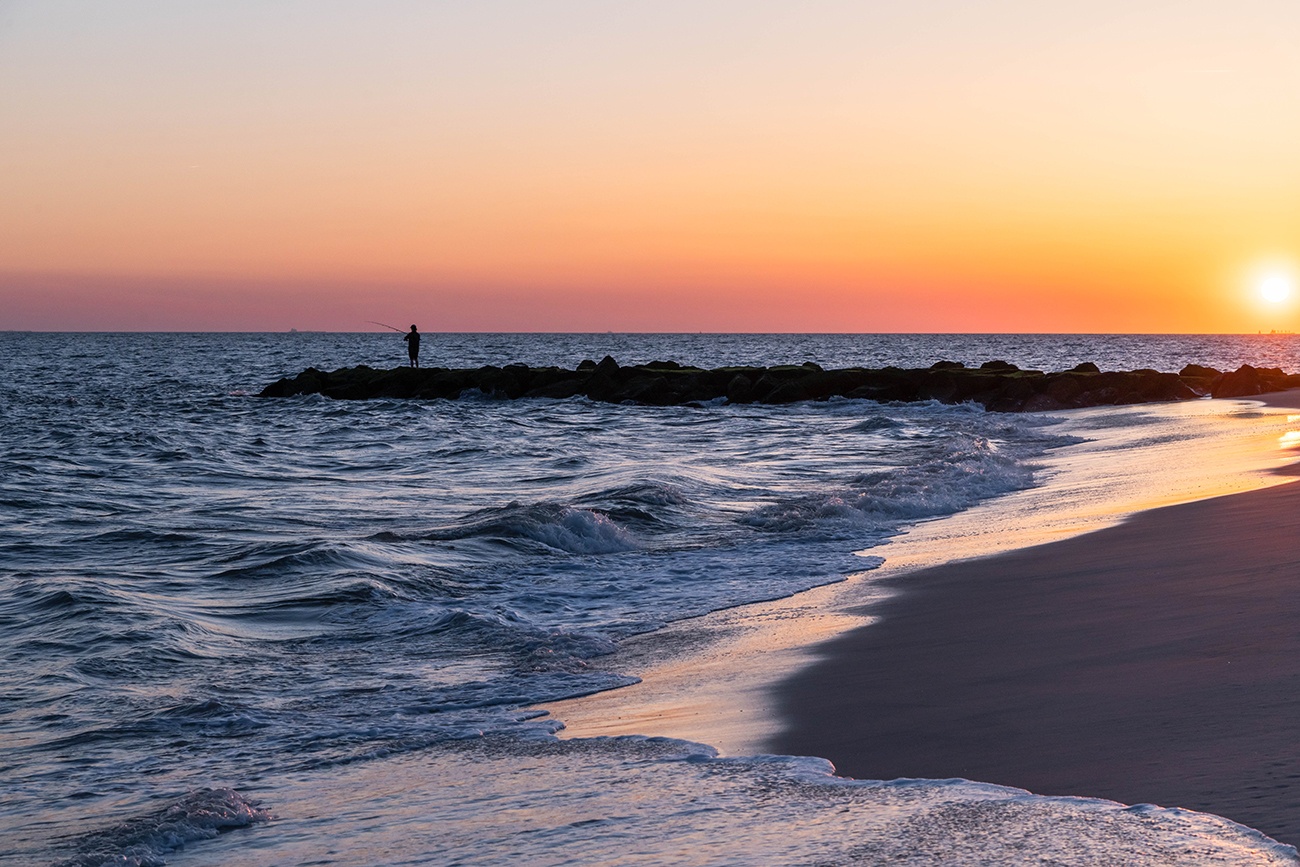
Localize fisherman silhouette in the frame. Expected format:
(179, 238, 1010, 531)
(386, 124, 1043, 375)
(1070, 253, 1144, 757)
(403, 325, 421, 368)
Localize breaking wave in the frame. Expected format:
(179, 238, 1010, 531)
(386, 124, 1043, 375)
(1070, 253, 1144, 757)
(55, 788, 268, 867)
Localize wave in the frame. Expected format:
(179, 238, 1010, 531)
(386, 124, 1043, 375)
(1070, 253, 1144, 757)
(418, 502, 642, 555)
(54, 788, 268, 867)
(847, 412, 903, 432)
(578, 479, 691, 508)
(208, 540, 390, 580)
(740, 431, 1041, 536)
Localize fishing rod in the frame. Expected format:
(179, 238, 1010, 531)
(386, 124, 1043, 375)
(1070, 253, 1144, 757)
(367, 321, 406, 333)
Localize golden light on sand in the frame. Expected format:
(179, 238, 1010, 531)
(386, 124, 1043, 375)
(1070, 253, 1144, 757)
(1282, 418, 1300, 449)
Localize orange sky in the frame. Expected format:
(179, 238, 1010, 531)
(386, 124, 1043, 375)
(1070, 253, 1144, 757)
(2, 1, 1298, 332)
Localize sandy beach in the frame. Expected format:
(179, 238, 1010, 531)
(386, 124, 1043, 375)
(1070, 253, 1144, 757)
(546, 392, 1300, 848)
(545, 394, 1300, 752)
(771, 459, 1300, 844)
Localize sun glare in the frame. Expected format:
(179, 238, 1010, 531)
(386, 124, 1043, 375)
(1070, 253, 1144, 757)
(1257, 270, 1295, 305)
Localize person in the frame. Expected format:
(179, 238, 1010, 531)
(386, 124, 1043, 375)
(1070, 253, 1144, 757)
(403, 325, 421, 368)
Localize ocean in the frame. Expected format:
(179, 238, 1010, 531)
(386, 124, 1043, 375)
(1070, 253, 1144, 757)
(4, 332, 1300, 866)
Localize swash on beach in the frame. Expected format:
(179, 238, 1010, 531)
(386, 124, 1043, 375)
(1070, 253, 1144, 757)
(6, 332, 1300, 866)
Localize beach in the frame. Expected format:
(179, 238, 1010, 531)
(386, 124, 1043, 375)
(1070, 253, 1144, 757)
(11, 333, 1300, 865)
(773, 393, 1300, 845)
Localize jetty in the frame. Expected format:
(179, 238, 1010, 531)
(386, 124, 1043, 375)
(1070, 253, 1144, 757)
(259, 358, 1300, 412)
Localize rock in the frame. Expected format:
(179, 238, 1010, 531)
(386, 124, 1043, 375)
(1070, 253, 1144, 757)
(525, 378, 585, 400)
(930, 360, 965, 370)
(726, 374, 754, 404)
(749, 374, 781, 402)
(1070, 362, 1101, 373)
(620, 375, 675, 405)
(1041, 373, 1087, 405)
(1021, 393, 1070, 412)
(980, 360, 1019, 371)
(1128, 370, 1199, 403)
(583, 371, 619, 401)
(259, 367, 325, 397)
(1179, 363, 1220, 378)
(1211, 365, 1265, 398)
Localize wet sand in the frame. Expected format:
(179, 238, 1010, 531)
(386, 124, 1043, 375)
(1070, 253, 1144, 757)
(771, 477, 1300, 845)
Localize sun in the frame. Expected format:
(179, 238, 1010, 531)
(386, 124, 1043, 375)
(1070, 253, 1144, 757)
(1253, 267, 1294, 308)
(1259, 271, 1294, 305)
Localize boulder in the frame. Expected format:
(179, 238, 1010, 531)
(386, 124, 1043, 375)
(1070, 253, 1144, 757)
(525, 378, 586, 400)
(1211, 365, 1265, 398)
(726, 374, 755, 404)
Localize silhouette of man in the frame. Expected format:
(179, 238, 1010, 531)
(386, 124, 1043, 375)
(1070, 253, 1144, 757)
(404, 325, 421, 368)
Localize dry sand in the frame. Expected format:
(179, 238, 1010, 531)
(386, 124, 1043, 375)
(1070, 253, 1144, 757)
(771, 476, 1300, 844)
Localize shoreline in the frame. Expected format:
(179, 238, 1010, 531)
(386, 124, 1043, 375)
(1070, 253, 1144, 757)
(771, 477, 1300, 845)
(542, 392, 1300, 840)
(771, 391, 1300, 845)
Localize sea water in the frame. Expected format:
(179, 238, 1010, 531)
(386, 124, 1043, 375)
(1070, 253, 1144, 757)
(3, 332, 1300, 866)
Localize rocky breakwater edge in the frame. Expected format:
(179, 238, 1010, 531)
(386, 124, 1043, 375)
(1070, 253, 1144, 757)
(258, 357, 1300, 411)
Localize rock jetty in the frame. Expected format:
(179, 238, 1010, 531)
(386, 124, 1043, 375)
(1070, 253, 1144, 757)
(258, 358, 1300, 412)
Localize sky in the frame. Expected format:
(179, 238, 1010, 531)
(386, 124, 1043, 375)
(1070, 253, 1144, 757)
(2, 0, 1299, 332)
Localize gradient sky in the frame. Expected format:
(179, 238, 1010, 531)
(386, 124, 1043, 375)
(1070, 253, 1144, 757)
(2, 1, 1299, 332)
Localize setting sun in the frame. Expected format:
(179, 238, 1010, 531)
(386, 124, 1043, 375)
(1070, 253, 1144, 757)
(1259, 271, 1295, 305)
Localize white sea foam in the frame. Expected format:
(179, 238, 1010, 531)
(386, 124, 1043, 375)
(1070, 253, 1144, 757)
(425, 501, 643, 554)
(55, 788, 268, 867)
(740, 428, 1050, 536)
(523, 506, 642, 554)
(166, 736, 1299, 866)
